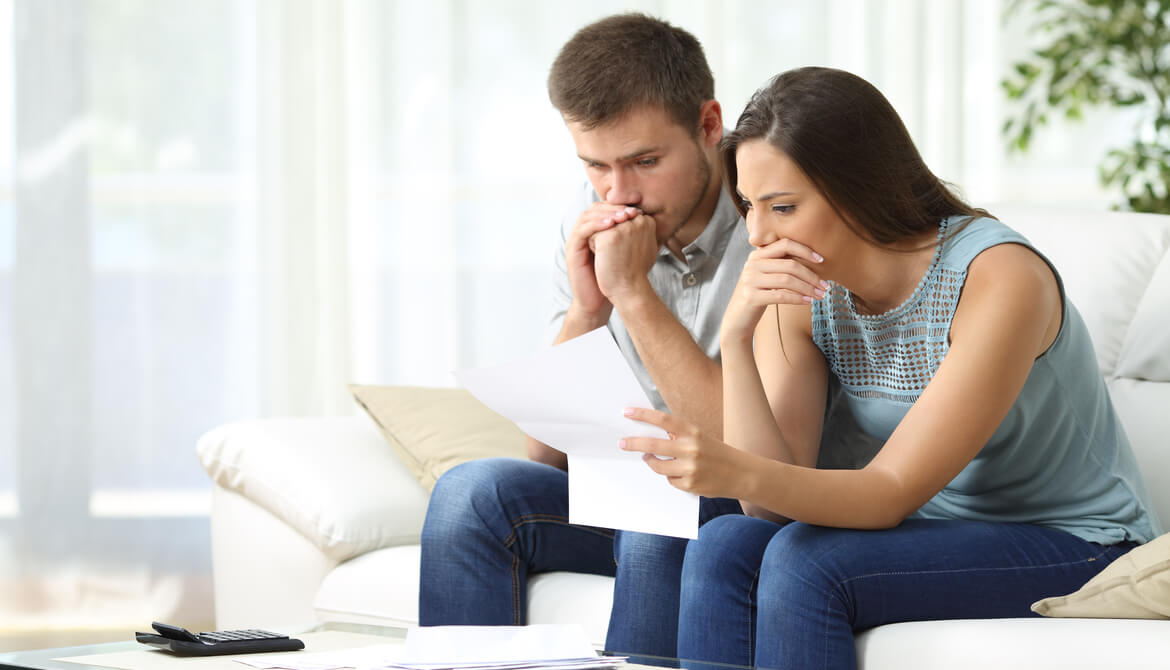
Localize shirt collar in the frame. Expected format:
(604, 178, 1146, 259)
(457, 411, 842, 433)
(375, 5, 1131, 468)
(660, 185, 742, 259)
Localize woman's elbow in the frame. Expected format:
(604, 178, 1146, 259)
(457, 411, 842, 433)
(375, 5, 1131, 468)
(740, 501, 792, 525)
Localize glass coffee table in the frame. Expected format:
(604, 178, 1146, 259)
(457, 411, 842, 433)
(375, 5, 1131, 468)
(0, 622, 749, 670)
(0, 623, 405, 670)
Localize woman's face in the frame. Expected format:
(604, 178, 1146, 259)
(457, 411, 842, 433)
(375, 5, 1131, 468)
(733, 139, 849, 260)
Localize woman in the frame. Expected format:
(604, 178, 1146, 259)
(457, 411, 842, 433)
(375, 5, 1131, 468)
(617, 67, 1162, 670)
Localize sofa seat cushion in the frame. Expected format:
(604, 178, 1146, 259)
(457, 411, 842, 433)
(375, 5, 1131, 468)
(855, 617, 1170, 669)
(312, 544, 1170, 667)
(312, 545, 614, 647)
(314, 545, 423, 628)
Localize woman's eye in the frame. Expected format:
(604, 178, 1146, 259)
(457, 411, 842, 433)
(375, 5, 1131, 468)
(772, 204, 795, 214)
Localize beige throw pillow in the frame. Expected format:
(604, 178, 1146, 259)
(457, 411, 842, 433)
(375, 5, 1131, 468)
(1032, 532, 1170, 619)
(349, 384, 527, 493)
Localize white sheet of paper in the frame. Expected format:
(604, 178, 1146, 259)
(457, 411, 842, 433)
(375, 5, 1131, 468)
(400, 625, 595, 665)
(240, 643, 406, 670)
(456, 327, 699, 539)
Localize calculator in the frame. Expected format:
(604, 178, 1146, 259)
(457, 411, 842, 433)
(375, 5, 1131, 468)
(134, 621, 305, 656)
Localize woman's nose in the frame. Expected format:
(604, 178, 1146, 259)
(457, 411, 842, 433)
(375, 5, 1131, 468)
(747, 220, 776, 248)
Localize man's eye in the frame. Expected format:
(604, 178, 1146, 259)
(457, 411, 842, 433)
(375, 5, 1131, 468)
(635, 157, 658, 167)
(772, 204, 795, 214)
(584, 161, 605, 169)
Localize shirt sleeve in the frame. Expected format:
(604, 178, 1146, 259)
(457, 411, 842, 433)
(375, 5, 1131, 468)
(546, 182, 596, 344)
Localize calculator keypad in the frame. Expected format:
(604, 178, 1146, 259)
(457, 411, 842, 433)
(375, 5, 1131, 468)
(199, 629, 287, 643)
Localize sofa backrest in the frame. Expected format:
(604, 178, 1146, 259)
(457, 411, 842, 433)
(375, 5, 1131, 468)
(992, 205, 1170, 533)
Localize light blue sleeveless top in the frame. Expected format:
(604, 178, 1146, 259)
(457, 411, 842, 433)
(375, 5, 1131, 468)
(811, 216, 1162, 545)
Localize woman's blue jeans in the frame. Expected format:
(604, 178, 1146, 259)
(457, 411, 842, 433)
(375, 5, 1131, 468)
(419, 457, 742, 657)
(677, 515, 1134, 670)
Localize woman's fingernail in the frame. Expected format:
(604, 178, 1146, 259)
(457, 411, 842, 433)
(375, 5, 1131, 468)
(802, 295, 813, 304)
(813, 253, 824, 262)
(820, 280, 831, 289)
(602, 218, 612, 225)
(623, 407, 635, 416)
(619, 439, 627, 449)
(815, 289, 826, 299)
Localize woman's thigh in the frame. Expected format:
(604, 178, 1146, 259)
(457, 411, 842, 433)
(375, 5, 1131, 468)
(761, 519, 1129, 626)
(752, 520, 1132, 670)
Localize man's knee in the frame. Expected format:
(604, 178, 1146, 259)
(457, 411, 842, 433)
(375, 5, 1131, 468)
(425, 458, 527, 537)
(424, 457, 567, 542)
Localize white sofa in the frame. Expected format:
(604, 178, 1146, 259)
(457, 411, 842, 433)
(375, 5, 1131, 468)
(198, 205, 1170, 669)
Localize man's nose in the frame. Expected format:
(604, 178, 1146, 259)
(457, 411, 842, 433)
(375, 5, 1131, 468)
(605, 169, 641, 207)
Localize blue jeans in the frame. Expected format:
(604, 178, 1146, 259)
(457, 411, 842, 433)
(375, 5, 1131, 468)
(678, 515, 1135, 670)
(419, 457, 742, 657)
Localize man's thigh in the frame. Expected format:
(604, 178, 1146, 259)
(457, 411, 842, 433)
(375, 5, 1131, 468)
(427, 457, 616, 575)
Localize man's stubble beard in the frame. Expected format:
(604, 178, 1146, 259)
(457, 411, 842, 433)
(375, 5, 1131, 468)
(663, 141, 714, 245)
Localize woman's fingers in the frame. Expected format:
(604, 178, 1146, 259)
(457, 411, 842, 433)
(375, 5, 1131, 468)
(622, 406, 687, 433)
(752, 237, 824, 264)
(746, 260, 828, 301)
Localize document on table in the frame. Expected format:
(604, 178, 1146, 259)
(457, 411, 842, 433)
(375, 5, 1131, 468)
(237, 625, 625, 670)
(455, 326, 700, 539)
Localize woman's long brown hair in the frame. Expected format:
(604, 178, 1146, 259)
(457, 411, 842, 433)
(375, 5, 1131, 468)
(722, 67, 991, 247)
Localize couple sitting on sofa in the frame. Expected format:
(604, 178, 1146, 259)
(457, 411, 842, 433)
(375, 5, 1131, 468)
(417, 13, 1163, 670)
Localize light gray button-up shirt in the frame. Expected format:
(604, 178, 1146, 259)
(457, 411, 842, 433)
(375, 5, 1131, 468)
(550, 180, 751, 410)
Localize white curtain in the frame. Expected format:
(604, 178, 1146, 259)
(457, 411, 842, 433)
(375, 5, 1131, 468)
(0, 0, 1124, 636)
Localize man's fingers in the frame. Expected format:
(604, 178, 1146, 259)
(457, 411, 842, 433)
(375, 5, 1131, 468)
(571, 218, 614, 251)
(603, 206, 642, 225)
(572, 204, 643, 249)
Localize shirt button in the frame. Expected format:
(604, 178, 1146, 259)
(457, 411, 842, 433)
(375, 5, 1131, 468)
(683, 272, 698, 287)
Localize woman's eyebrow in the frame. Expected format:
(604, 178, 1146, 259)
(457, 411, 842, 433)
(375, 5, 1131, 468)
(737, 190, 796, 202)
(756, 191, 796, 201)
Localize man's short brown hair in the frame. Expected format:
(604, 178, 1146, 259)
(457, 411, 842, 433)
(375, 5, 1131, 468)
(547, 13, 714, 132)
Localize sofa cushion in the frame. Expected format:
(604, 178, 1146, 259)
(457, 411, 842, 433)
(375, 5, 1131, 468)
(1031, 532, 1170, 619)
(994, 206, 1170, 378)
(313, 545, 615, 648)
(855, 617, 1170, 669)
(197, 416, 429, 561)
(315, 545, 423, 628)
(349, 384, 527, 492)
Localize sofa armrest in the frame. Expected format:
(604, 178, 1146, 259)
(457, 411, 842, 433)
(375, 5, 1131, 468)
(197, 415, 430, 562)
(209, 485, 336, 629)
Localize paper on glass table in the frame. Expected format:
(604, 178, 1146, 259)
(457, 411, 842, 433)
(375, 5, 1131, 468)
(455, 327, 700, 539)
(239, 644, 405, 670)
(57, 631, 396, 670)
(238, 625, 624, 670)
(392, 625, 622, 669)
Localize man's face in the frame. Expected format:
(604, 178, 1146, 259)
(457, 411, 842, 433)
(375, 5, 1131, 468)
(567, 105, 712, 244)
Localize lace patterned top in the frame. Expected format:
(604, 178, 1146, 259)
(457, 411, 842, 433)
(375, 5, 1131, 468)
(811, 216, 1161, 544)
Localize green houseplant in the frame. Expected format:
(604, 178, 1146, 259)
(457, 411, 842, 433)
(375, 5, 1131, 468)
(1002, 0, 1170, 213)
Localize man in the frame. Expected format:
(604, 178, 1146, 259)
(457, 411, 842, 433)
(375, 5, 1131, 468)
(419, 13, 750, 657)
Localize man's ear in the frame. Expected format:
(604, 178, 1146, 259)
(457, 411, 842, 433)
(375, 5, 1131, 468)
(698, 100, 723, 147)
